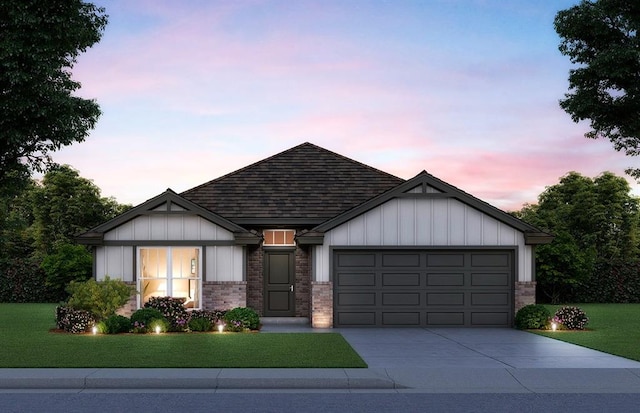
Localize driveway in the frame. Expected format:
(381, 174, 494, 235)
(335, 328, 640, 369)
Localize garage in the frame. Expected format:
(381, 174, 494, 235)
(333, 249, 514, 327)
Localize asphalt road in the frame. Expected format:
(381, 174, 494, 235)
(2, 392, 640, 413)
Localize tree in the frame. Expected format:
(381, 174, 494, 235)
(554, 1, 640, 178)
(516, 171, 640, 303)
(0, 1, 108, 188)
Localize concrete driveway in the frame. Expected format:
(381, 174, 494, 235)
(336, 328, 640, 369)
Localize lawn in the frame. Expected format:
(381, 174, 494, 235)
(534, 303, 640, 362)
(0, 304, 367, 368)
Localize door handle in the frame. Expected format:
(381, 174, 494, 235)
(289, 285, 294, 292)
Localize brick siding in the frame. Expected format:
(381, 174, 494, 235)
(311, 281, 333, 328)
(515, 281, 536, 313)
(203, 281, 247, 310)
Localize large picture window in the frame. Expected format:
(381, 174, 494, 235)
(138, 247, 201, 309)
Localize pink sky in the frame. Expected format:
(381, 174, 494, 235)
(53, 0, 638, 211)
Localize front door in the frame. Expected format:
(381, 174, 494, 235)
(264, 250, 295, 316)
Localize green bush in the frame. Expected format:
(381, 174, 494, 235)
(66, 276, 134, 320)
(55, 305, 95, 334)
(223, 307, 260, 332)
(144, 296, 189, 332)
(0, 257, 53, 303)
(555, 306, 589, 330)
(188, 317, 212, 332)
(101, 314, 131, 334)
(514, 304, 551, 329)
(130, 308, 166, 333)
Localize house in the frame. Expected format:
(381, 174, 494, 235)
(77, 143, 552, 327)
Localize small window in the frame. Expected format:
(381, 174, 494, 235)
(263, 229, 296, 246)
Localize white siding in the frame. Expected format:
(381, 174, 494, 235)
(314, 197, 533, 283)
(104, 215, 234, 241)
(205, 246, 244, 281)
(96, 246, 134, 282)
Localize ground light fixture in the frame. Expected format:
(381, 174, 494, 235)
(92, 326, 98, 335)
(217, 323, 225, 333)
(551, 322, 558, 331)
(155, 325, 161, 334)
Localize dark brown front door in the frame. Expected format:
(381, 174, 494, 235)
(264, 250, 295, 316)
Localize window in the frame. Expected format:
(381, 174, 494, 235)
(263, 229, 295, 246)
(138, 247, 201, 309)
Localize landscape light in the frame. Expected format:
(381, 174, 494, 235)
(155, 325, 161, 334)
(92, 326, 98, 335)
(551, 322, 557, 331)
(217, 323, 225, 333)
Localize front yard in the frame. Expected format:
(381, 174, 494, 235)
(535, 303, 640, 362)
(0, 304, 367, 368)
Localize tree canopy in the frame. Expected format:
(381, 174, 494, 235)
(0, 0, 108, 188)
(554, 0, 640, 177)
(516, 171, 640, 303)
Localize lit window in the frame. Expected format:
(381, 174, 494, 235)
(263, 229, 296, 246)
(138, 247, 201, 309)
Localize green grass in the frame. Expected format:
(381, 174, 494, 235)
(0, 304, 367, 368)
(534, 303, 640, 362)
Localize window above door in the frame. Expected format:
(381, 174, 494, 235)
(263, 229, 295, 246)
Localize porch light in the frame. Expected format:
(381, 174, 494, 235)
(217, 323, 225, 333)
(155, 325, 161, 334)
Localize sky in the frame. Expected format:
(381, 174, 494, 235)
(53, 0, 638, 211)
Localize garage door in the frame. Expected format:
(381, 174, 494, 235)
(333, 250, 514, 327)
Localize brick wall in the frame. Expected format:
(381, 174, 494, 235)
(295, 246, 310, 317)
(515, 281, 536, 313)
(311, 281, 333, 328)
(246, 245, 264, 315)
(203, 281, 247, 310)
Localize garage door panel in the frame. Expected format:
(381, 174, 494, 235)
(427, 312, 465, 326)
(426, 254, 465, 267)
(427, 293, 464, 306)
(471, 253, 510, 267)
(334, 250, 513, 327)
(471, 312, 509, 326)
(471, 273, 510, 286)
(339, 312, 376, 326)
(471, 293, 509, 306)
(338, 292, 376, 306)
(382, 273, 420, 286)
(338, 273, 376, 286)
(382, 292, 420, 306)
(427, 273, 464, 286)
(382, 253, 420, 267)
(383, 312, 420, 326)
(338, 254, 376, 267)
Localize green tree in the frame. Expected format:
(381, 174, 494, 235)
(41, 243, 93, 302)
(0, 0, 108, 188)
(516, 171, 640, 303)
(554, 1, 640, 178)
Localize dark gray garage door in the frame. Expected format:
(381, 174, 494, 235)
(333, 250, 514, 327)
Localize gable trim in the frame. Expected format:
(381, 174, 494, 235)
(313, 170, 552, 245)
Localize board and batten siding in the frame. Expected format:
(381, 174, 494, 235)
(314, 197, 534, 282)
(95, 214, 242, 282)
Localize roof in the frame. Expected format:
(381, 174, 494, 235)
(181, 143, 405, 226)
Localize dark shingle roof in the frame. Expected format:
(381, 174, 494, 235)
(181, 143, 405, 225)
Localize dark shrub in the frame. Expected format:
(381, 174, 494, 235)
(188, 317, 212, 332)
(102, 315, 131, 334)
(55, 305, 95, 334)
(144, 296, 189, 332)
(130, 308, 166, 333)
(41, 243, 92, 302)
(0, 257, 52, 303)
(223, 307, 260, 332)
(555, 306, 589, 330)
(514, 304, 551, 329)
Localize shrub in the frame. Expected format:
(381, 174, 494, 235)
(555, 306, 589, 330)
(223, 307, 260, 332)
(101, 314, 131, 334)
(188, 317, 212, 332)
(0, 257, 53, 303)
(514, 304, 551, 329)
(66, 276, 134, 320)
(144, 296, 189, 332)
(130, 308, 166, 333)
(190, 309, 226, 325)
(55, 305, 95, 334)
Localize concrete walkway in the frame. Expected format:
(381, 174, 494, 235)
(2, 327, 640, 393)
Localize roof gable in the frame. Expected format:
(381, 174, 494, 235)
(77, 189, 258, 245)
(312, 171, 552, 244)
(181, 142, 404, 226)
